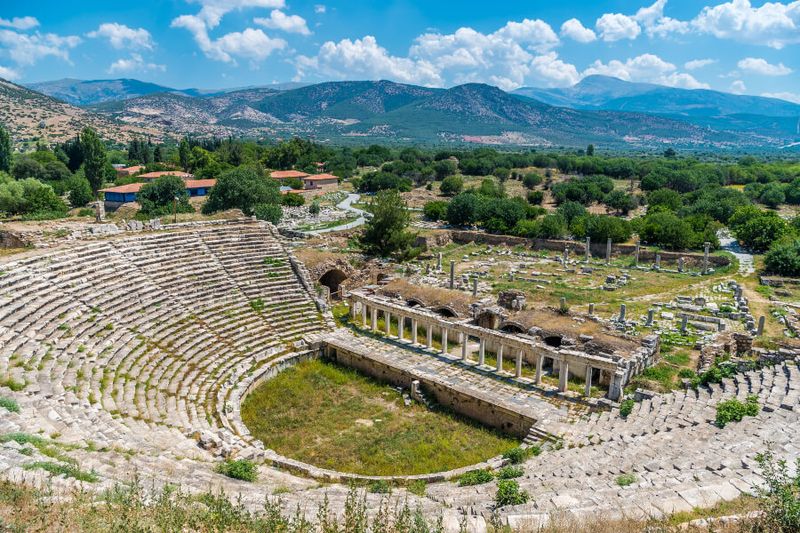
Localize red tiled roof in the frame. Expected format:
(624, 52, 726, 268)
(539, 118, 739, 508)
(122, 165, 145, 172)
(138, 171, 193, 179)
(100, 183, 144, 194)
(270, 170, 309, 179)
(185, 179, 216, 188)
(304, 173, 338, 181)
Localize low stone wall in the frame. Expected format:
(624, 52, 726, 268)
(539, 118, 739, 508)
(327, 343, 535, 439)
(448, 230, 731, 267)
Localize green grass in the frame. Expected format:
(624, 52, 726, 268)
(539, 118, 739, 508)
(240, 359, 518, 476)
(616, 473, 637, 487)
(216, 459, 258, 482)
(0, 397, 19, 413)
(22, 461, 98, 482)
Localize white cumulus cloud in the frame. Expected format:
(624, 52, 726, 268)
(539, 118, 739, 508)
(560, 18, 596, 43)
(0, 65, 20, 80)
(595, 13, 641, 41)
(584, 53, 709, 89)
(693, 0, 800, 49)
(296, 35, 441, 86)
(0, 29, 80, 66)
(108, 53, 166, 74)
(184, 0, 285, 28)
(88, 23, 154, 50)
(684, 58, 716, 70)
(737, 57, 792, 76)
(0, 16, 39, 31)
(314, 4, 326, 14)
(254, 10, 310, 35)
(729, 80, 747, 94)
(761, 91, 800, 104)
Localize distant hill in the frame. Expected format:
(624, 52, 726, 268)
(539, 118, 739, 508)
(0, 78, 162, 146)
(513, 75, 800, 137)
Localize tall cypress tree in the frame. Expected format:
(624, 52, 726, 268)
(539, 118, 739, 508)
(0, 124, 11, 173)
(80, 127, 107, 195)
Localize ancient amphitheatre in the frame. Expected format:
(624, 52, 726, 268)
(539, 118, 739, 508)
(1, 210, 798, 531)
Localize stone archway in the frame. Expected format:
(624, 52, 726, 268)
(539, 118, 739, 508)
(433, 306, 459, 318)
(499, 321, 525, 334)
(319, 269, 348, 300)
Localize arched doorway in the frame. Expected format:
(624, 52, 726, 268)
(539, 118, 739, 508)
(433, 306, 459, 318)
(499, 322, 525, 334)
(319, 269, 348, 300)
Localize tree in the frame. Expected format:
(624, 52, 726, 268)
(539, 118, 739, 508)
(0, 173, 67, 217)
(359, 190, 417, 260)
(433, 160, 456, 180)
(11, 157, 45, 181)
(178, 138, 191, 172)
(446, 193, 482, 226)
(254, 203, 282, 224)
(439, 175, 463, 196)
(202, 166, 281, 216)
(522, 173, 542, 189)
(138, 175, 193, 216)
(586, 144, 595, 156)
(604, 190, 638, 215)
(647, 188, 682, 212)
(736, 214, 792, 253)
(80, 127, 107, 196)
(65, 176, 92, 208)
(281, 192, 305, 206)
(638, 211, 693, 250)
(494, 167, 510, 182)
(759, 183, 786, 208)
(764, 239, 800, 277)
(423, 200, 448, 221)
(0, 124, 11, 173)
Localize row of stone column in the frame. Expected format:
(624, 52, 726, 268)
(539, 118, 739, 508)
(353, 301, 596, 396)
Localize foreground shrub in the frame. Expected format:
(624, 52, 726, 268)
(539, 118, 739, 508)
(368, 479, 391, 493)
(495, 480, 529, 507)
(616, 473, 636, 487)
(503, 447, 530, 465)
(458, 469, 494, 486)
(753, 450, 800, 531)
(0, 396, 19, 413)
(423, 200, 448, 221)
(496, 466, 524, 480)
(619, 398, 635, 418)
(216, 459, 258, 482)
(716, 394, 759, 428)
(765, 239, 800, 277)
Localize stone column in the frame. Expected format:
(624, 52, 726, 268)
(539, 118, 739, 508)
(437, 252, 443, 271)
(558, 360, 569, 392)
(398, 316, 404, 340)
(515, 349, 523, 378)
(703, 242, 710, 274)
(634, 242, 640, 267)
(535, 353, 544, 385)
(609, 372, 624, 401)
(449, 261, 455, 289)
(619, 304, 626, 323)
(350, 302, 358, 320)
(757, 316, 765, 336)
(588, 303, 594, 317)
(680, 315, 688, 333)
(563, 247, 569, 264)
(426, 324, 433, 349)
(385, 311, 392, 336)
(411, 319, 418, 345)
(442, 328, 448, 354)
(585, 237, 591, 263)
(461, 333, 468, 361)
(371, 308, 378, 331)
(584, 366, 593, 397)
(496, 344, 504, 372)
(606, 238, 612, 264)
(361, 303, 368, 326)
(678, 257, 685, 272)
(472, 277, 478, 297)
(646, 309, 654, 327)
(655, 254, 661, 270)
(478, 338, 486, 366)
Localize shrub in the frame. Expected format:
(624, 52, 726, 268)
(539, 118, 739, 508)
(138, 175, 194, 216)
(254, 203, 282, 225)
(765, 239, 800, 277)
(216, 459, 258, 482)
(423, 200, 448, 221)
(281, 192, 305, 206)
(446, 193, 482, 226)
(753, 450, 800, 531)
(616, 473, 636, 487)
(495, 480, 529, 507)
(439, 175, 463, 196)
(619, 398, 635, 418)
(496, 466, 524, 480)
(203, 166, 281, 216)
(368, 479, 391, 493)
(458, 469, 494, 486)
(65, 176, 92, 208)
(503, 447, 529, 465)
(522, 173, 542, 189)
(0, 396, 20, 413)
(309, 201, 321, 215)
(716, 395, 759, 428)
(526, 190, 543, 205)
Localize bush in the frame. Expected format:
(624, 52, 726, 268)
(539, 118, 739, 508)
(522, 173, 542, 189)
(0, 396, 19, 413)
(65, 176, 92, 208)
(423, 200, 448, 221)
(357, 171, 412, 193)
(439, 175, 463, 196)
(308, 201, 321, 215)
(503, 447, 529, 465)
(526, 190, 543, 205)
(216, 459, 258, 482)
(281, 192, 305, 206)
(458, 469, 494, 486)
(715, 395, 759, 428)
(368, 479, 391, 493)
(619, 398, 635, 418)
(753, 450, 800, 531)
(446, 193, 482, 226)
(138, 175, 194, 216)
(495, 480, 529, 507)
(764, 239, 800, 277)
(616, 473, 636, 487)
(496, 466, 524, 480)
(253, 203, 282, 225)
(0, 174, 67, 218)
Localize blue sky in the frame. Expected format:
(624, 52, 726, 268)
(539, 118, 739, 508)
(1, 0, 799, 102)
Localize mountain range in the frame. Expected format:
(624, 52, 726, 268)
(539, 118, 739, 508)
(2, 75, 799, 150)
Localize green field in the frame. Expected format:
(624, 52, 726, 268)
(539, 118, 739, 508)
(241, 359, 518, 476)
